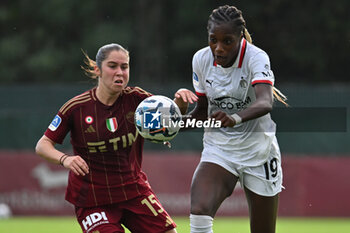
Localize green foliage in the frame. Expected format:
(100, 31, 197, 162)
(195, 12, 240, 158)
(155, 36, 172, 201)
(0, 0, 349, 84)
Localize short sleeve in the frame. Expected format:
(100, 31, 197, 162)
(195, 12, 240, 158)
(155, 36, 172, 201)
(192, 52, 206, 96)
(250, 52, 275, 86)
(44, 111, 70, 144)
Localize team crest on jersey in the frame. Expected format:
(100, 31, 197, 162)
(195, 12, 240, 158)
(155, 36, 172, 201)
(85, 116, 94, 124)
(240, 77, 248, 88)
(106, 117, 118, 132)
(48, 115, 61, 131)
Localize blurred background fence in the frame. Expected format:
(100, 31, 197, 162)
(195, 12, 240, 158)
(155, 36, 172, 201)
(0, 83, 349, 153)
(0, 0, 349, 217)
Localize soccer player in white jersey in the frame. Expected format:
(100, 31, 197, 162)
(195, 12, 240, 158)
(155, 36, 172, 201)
(174, 5, 287, 233)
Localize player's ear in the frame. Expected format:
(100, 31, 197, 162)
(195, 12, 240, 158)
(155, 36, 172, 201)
(94, 66, 101, 77)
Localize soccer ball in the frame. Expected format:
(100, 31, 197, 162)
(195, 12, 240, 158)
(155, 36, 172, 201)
(135, 95, 182, 143)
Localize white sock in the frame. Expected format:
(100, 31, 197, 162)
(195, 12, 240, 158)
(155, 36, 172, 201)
(190, 214, 213, 233)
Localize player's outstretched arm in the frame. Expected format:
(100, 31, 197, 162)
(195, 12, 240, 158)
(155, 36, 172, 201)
(173, 89, 208, 130)
(174, 88, 208, 120)
(187, 95, 208, 121)
(174, 88, 198, 115)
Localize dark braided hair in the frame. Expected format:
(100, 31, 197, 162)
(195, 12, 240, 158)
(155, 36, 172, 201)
(208, 5, 252, 43)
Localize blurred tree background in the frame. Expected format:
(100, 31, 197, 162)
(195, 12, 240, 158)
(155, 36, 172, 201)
(0, 0, 349, 152)
(1, 0, 349, 85)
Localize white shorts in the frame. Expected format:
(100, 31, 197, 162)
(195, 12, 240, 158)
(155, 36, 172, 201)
(200, 137, 283, 197)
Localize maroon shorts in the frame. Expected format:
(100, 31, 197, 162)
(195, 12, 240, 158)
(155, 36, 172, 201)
(75, 190, 176, 233)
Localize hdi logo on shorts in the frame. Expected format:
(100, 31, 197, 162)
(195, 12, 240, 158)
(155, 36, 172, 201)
(143, 110, 161, 129)
(82, 212, 108, 231)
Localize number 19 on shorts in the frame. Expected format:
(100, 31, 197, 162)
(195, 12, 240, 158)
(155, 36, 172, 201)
(264, 158, 278, 180)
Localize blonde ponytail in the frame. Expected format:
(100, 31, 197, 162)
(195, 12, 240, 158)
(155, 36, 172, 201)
(273, 87, 289, 106)
(80, 49, 98, 79)
(244, 28, 253, 44)
(242, 29, 288, 106)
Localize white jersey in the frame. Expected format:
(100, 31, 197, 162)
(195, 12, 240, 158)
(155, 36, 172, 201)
(192, 39, 279, 166)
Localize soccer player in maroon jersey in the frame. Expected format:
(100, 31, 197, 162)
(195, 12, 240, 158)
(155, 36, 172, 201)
(35, 43, 183, 233)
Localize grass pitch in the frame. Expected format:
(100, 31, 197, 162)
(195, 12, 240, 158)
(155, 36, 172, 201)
(0, 216, 349, 233)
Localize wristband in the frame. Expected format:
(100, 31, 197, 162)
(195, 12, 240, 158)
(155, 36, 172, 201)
(231, 113, 242, 125)
(59, 154, 68, 166)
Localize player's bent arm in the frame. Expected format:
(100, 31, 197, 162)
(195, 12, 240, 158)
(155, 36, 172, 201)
(211, 84, 273, 127)
(238, 83, 274, 122)
(35, 135, 67, 165)
(35, 135, 89, 176)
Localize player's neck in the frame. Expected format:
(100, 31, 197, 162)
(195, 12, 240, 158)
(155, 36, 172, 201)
(96, 86, 121, 106)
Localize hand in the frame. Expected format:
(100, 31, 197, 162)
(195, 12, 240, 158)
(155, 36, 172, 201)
(211, 111, 236, 127)
(174, 88, 198, 104)
(62, 155, 89, 176)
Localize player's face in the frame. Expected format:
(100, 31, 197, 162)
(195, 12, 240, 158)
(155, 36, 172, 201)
(208, 22, 243, 68)
(97, 50, 130, 94)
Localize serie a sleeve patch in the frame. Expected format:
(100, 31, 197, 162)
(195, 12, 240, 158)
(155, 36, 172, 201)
(48, 115, 62, 131)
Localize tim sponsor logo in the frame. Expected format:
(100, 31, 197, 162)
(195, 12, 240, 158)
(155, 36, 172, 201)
(82, 211, 109, 232)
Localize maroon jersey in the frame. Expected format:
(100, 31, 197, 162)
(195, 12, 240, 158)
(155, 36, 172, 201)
(45, 86, 152, 207)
